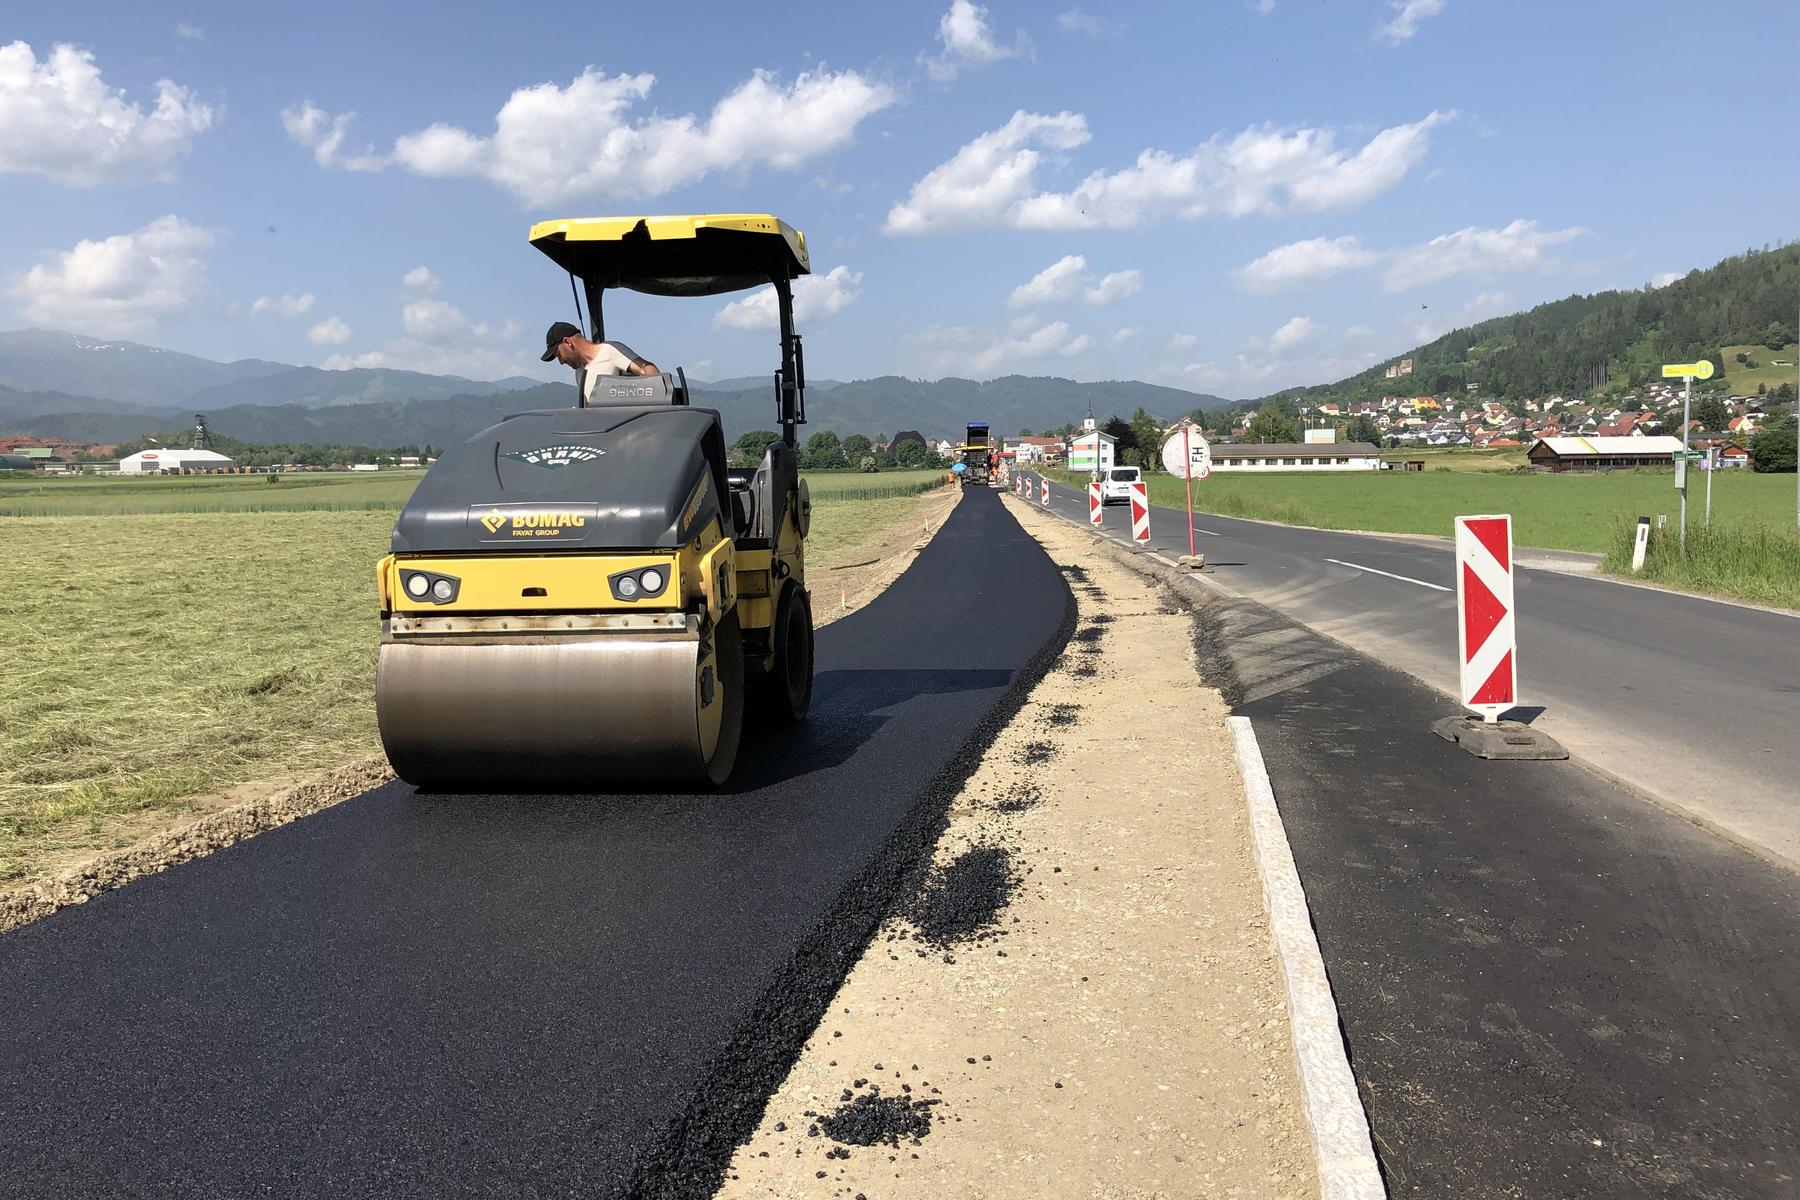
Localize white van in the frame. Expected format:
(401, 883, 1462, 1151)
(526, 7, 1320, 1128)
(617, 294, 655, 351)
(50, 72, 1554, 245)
(1100, 465, 1141, 505)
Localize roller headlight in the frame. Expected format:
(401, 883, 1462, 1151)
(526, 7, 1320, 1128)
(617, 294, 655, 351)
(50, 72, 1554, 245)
(617, 575, 640, 599)
(638, 568, 663, 594)
(608, 563, 671, 602)
(399, 568, 458, 605)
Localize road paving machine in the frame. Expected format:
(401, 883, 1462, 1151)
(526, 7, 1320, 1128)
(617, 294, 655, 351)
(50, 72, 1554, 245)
(375, 215, 816, 788)
(956, 421, 992, 486)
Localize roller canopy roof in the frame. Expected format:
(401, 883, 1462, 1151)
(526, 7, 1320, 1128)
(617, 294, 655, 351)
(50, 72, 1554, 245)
(529, 214, 809, 297)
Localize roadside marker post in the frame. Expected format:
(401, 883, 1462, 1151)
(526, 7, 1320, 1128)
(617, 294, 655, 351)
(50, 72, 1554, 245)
(1630, 516, 1651, 573)
(1089, 482, 1103, 526)
(1160, 419, 1211, 568)
(1129, 481, 1150, 544)
(1454, 514, 1517, 723)
(1662, 358, 1714, 551)
(1705, 445, 1718, 528)
(1039, 477, 1050, 506)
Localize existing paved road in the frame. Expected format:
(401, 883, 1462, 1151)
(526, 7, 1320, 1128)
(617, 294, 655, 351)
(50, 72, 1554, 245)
(0, 488, 1072, 1199)
(1025, 476, 1800, 865)
(1197, 584, 1800, 1198)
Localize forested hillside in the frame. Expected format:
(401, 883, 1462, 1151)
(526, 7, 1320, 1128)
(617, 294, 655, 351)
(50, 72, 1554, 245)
(1262, 243, 1800, 406)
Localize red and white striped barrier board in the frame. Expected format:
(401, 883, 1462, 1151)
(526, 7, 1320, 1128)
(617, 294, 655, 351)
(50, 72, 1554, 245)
(1454, 514, 1516, 722)
(1130, 482, 1150, 543)
(1089, 482, 1103, 525)
(1039, 477, 1050, 506)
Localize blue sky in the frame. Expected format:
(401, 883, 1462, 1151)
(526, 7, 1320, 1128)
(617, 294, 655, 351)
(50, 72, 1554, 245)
(3, 0, 1796, 398)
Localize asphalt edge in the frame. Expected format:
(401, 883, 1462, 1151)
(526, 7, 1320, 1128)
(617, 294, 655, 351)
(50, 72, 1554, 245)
(1227, 717, 1387, 1200)
(0, 755, 395, 938)
(632, 491, 1081, 1199)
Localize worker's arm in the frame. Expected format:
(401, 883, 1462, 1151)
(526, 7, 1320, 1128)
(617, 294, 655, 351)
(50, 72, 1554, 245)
(628, 358, 659, 376)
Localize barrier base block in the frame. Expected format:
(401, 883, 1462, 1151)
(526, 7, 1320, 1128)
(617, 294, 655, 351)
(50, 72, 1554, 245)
(1431, 716, 1568, 761)
(1177, 554, 1206, 569)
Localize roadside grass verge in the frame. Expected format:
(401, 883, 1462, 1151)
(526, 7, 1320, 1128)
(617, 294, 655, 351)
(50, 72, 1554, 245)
(0, 471, 426, 516)
(0, 476, 951, 885)
(1600, 519, 1800, 609)
(1049, 466, 1795, 554)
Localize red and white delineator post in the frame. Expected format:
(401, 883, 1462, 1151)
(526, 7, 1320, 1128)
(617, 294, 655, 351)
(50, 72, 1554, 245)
(1129, 481, 1150, 543)
(1454, 514, 1517, 722)
(1039, 477, 1050, 506)
(1089, 481, 1103, 525)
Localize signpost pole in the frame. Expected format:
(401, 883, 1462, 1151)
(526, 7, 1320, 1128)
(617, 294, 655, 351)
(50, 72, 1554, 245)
(1183, 422, 1196, 560)
(1705, 445, 1716, 528)
(1680, 373, 1691, 551)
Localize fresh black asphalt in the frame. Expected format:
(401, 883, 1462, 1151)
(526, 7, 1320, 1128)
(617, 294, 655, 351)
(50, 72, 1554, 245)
(1035, 487, 1800, 1197)
(0, 486, 1074, 1199)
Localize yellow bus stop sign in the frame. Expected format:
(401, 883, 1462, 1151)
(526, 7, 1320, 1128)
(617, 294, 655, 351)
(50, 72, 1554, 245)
(1662, 360, 1715, 380)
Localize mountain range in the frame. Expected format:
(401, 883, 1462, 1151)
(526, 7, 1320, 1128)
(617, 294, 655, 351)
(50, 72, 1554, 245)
(0, 328, 1226, 447)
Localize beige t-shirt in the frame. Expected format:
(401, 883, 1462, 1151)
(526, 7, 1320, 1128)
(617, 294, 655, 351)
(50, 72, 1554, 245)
(578, 341, 647, 403)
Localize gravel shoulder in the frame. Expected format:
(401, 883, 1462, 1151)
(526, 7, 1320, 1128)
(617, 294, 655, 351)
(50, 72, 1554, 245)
(717, 493, 1313, 1199)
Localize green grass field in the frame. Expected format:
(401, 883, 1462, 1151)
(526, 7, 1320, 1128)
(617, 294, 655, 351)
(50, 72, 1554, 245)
(1379, 447, 1530, 472)
(1721, 342, 1799, 395)
(1056, 466, 1795, 554)
(0, 468, 946, 885)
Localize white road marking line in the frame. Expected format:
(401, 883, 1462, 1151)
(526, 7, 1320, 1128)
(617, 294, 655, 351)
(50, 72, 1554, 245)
(1323, 558, 1451, 593)
(1191, 525, 1221, 536)
(1227, 716, 1387, 1200)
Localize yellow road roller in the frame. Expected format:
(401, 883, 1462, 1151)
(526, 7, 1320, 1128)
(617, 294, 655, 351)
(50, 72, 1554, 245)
(375, 214, 816, 787)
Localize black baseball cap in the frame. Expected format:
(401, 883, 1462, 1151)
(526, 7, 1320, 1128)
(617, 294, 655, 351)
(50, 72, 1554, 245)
(541, 321, 581, 361)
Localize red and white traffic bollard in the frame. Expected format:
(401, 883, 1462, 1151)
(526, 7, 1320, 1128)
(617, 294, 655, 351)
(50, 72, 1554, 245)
(1039, 477, 1050, 506)
(1454, 514, 1516, 722)
(1130, 481, 1150, 543)
(1089, 481, 1103, 525)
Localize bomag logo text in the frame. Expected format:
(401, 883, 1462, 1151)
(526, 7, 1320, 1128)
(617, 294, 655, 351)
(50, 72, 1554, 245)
(512, 513, 586, 528)
(480, 513, 508, 533)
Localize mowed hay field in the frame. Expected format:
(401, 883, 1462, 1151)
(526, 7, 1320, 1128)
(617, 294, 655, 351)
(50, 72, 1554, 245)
(0, 469, 946, 884)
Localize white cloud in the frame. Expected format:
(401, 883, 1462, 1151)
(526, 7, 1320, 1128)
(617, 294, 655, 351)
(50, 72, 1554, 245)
(1168, 333, 1198, 352)
(712, 265, 864, 331)
(291, 67, 895, 206)
(924, 0, 1029, 80)
(1252, 0, 1276, 12)
(175, 22, 205, 40)
(887, 110, 1452, 234)
(252, 292, 315, 317)
(401, 297, 473, 342)
(1084, 269, 1141, 306)
(1650, 271, 1682, 288)
(308, 316, 352, 345)
(1111, 326, 1139, 345)
(1235, 235, 1381, 293)
(1383, 219, 1585, 291)
(400, 266, 440, 295)
(884, 110, 1091, 236)
(1008, 255, 1087, 307)
(0, 42, 215, 186)
(10, 215, 213, 332)
(1056, 8, 1104, 35)
(1380, 0, 1445, 44)
(1268, 315, 1322, 352)
(906, 318, 1093, 375)
(1235, 220, 1586, 296)
(279, 101, 388, 171)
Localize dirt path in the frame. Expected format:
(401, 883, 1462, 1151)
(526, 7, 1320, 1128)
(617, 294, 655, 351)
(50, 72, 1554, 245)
(815, 483, 959, 627)
(717, 495, 1314, 1199)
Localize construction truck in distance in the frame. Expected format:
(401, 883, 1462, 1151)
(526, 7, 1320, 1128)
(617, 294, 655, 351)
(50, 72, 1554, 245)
(956, 421, 993, 487)
(374, 214, 817, 789)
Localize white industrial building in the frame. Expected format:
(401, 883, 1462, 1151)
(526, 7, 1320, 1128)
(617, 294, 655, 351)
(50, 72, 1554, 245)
(1210, 442, 1383, 472)
(118, 449, 235, 474)
(1067, 430, 1117, 473)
